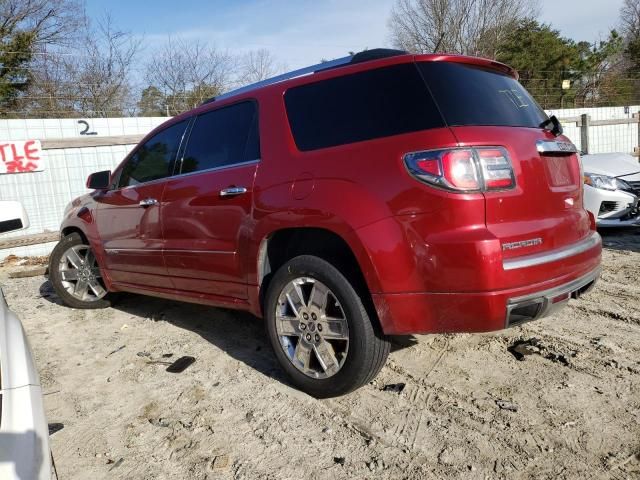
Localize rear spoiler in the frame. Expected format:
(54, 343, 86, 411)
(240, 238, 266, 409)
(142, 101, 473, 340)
(414, 54, 518, 80)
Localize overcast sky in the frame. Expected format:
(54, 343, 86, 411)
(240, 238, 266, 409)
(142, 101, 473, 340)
(86, 0, 624, 69)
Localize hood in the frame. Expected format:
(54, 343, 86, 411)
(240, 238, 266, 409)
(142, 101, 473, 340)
(581, 153, 640, 179)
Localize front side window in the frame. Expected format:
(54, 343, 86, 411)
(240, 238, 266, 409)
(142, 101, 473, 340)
(284, 63, 445, 151)
(180, 101, 259, 175)
(118, 120, 189, 188)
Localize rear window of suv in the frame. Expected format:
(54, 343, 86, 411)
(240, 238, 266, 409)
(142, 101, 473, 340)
(284, 63, 444, 151)
(284, 61, 548, 152)
(417, 62, 547, 128)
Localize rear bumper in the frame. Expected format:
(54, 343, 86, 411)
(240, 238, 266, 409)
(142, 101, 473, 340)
(372, 243, 601, 335)
(505, 267, 599, 327)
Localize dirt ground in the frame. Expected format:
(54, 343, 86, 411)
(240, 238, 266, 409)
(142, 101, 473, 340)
(1, 230, 639, 480)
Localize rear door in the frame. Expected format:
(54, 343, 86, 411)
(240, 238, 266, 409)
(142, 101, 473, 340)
(161, 101, 260, 299)
(418, 61, 590, 258)
(95, 120, 189, 288)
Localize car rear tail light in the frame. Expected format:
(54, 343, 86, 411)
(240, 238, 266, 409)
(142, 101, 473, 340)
(404, 147, 515, 192)
(476, 148, 515, 190)
(441, 149, 480, 190)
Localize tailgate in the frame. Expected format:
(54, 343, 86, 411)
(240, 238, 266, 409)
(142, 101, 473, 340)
(451, 126, 591, 259)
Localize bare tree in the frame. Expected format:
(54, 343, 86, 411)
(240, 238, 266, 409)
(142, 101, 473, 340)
(0, 0, 84, 115)
(388, 0, 539, 58)
(21, 15, 141, 117)
(145, 38, 234, 115)
(620, 0, 640, 39)
(619, 0, 640, 73)
(236, 49, 286, 85)
(71, 16, 140, 116)
(0, 0, 84, 47)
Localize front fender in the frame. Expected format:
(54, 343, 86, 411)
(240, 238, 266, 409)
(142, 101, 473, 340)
(58, 194, 114, 290)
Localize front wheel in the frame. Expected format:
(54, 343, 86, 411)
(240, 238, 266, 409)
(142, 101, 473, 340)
(265, 255, 390, 398)
(48, 233, 113, 309)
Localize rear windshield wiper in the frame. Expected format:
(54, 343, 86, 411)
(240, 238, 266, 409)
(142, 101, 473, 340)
(539, 115, 563, 137)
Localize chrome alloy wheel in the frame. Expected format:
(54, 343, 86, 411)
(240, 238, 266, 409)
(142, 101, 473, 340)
(275, 277, 349, 379)
(58, 244, 107, 302)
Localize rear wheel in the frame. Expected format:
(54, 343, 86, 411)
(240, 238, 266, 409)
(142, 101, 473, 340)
(49, 233, 112, 309)
(265, 255, 390, 397)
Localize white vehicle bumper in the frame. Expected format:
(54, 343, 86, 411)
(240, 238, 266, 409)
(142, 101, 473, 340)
(0, 290, 51, 480)
(584, 184, 640, 227)
(0, 384, 51, 480)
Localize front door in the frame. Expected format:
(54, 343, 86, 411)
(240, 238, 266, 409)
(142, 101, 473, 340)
(95, 119, 190, 289)
(162, 100, 260, 299)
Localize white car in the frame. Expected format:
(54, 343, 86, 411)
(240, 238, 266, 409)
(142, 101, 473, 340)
(582, 153, 640, 227)
(0, 201, 51, 480)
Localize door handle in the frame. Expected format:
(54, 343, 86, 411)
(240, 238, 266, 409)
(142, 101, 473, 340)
(220, 186, 247, 197)
(139, 198, 159, 207)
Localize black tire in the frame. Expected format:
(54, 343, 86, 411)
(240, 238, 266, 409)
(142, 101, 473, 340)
(48, 233, 113, 309)
(265, 255, 390, 398)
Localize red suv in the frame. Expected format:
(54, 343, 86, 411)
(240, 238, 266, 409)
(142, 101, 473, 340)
(50, 49, 602, 397)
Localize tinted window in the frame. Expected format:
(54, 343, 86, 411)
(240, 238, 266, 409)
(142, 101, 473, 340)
(118, 120, 188, 188)
(418, 62, 547, 128)
(284, 63, 444, 151)
(180, 101, 259, 174)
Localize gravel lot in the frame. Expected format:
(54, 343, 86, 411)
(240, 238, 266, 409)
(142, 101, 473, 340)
(1, 229, 639, 480)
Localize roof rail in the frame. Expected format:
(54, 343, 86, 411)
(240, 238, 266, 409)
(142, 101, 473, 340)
(211, 55, 352, 103)
(204, 48, 408, 105)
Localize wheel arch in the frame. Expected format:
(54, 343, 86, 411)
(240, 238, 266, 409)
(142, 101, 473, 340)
(255, 226, 382, 321)
(60, 226, 89, 243)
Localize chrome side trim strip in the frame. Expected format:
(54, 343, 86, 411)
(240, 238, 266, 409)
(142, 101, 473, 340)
(116, 159, 260, 191)
(171, 159, 260, 182)
(507, 267, 600, 305)
(106, 248, 235, 254)
(503, 232, 601, 271)
(105, 248, 161, 253)
(536, 140, 578, 154)
(164, 249, 236, 255)
(505, 267, 600, 327)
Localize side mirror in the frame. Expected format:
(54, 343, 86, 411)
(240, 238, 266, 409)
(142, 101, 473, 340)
(87, 170, 111, 190)
(0, 201, 30, 234)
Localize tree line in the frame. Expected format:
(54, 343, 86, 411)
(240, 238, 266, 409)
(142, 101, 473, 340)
(0, 0, 285, 118)
(2, 0, 640, 118)
(389, 0, 640, 109)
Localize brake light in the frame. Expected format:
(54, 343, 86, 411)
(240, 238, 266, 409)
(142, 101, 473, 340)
(476, 148, 515, 190)
(404, 147, 515, 192)
(441, 149, 480, 190)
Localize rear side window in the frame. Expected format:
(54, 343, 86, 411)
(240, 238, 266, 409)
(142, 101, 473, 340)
(418, 62, 547, 128)
(284, 63, 444, 151)
(118, 120, 188, 188)
(180, 101, 259, 174)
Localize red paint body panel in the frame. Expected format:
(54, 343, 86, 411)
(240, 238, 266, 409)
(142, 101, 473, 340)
(161, 163, 258, 299)
(59, 52, 602, 335)
(93, 183, 171, 288)
(372, 248, 601, 334)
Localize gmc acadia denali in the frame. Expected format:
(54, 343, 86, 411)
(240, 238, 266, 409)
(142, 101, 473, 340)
(50, 49, 602, 397)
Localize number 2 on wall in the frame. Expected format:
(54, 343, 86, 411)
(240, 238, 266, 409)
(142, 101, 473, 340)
(78, 120, 98, 136)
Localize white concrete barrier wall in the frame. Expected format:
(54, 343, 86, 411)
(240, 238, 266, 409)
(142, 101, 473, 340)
(0, 117, 168, 259)
(1, 107, 639, 260)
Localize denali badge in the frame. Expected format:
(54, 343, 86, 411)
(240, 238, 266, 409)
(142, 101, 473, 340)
(502, 238, 543, 251)
(536, 140, 578, 154)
